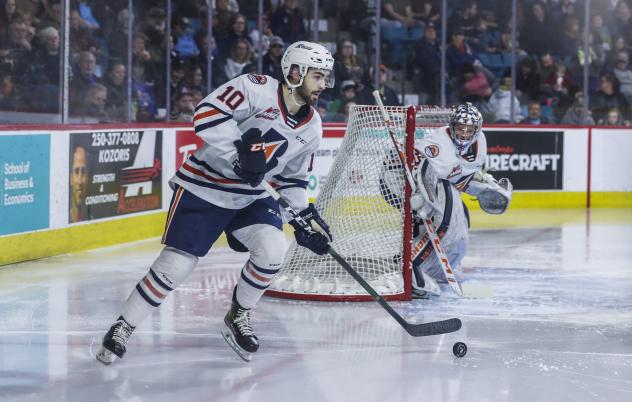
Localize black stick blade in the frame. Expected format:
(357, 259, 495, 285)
(406, 318, 462, 337)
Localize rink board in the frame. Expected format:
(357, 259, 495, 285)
(0, 124, 631, 265)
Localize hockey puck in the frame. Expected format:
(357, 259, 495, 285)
(453, 342, 467, 358)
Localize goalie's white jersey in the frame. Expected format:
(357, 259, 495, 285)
(415, 126, 487, 193)
(171, 74, 321, 212)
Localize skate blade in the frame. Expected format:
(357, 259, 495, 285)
(221, 329, 252, 362)
(96, 346, 117, 365)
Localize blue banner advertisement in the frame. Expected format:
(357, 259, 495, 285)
(0, 135, 50, 236)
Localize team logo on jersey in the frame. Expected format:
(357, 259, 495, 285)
(247, 74, 267, 85)
(255, 107, 281, 120)
(262, 129, 289, 170)
(424, 144, 440, 158)
(447, 165, 462, 179)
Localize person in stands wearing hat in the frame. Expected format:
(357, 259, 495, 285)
(330, 79, 357, 116)
(244, 36, 284, 81)
(357, 64, 401, 106)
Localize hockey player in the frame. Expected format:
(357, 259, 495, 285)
(381, 103, 513, 297)
(96, 41, 335, 363)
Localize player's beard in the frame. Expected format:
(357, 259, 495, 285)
(296, 84, 320, 106)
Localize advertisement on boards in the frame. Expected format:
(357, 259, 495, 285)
(175, 130, 204, 170)
(484, 130, 564, 190)
(68, 130, 162, 223)
(0, 134, 50, 235)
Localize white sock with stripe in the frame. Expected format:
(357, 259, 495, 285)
(235, 259, 280, 309)
(120, 247, 198, 327)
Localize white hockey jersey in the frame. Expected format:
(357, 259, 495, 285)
(171, 74, 321, 213)
(415, 126, 487, 193)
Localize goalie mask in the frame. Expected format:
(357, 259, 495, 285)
(281, 41, 335, 89)
(449, 102, 482, 154)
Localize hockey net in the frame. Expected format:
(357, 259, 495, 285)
(266, 105, 452, 301)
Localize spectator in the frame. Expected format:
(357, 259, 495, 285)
(543, 62, 578, 120)
(591, 14, 612, 51)
(606, 35, 631, 66)
(221, 38, 252, 81)
(172, 16, 199, 59)
(248, 13, 275, 56)
(221, 13, 251, 60)
(557, 17, 581, 63)
(411, 0, 440, 26)
(590, 73, 631, 122)
(107, 8, 130, 64)
(448, 0, 479, 40)
(522, 1, 555, 57)
(612, 51, 632, 104)
(488, 75, 522, 123)
(37, 1, 61, 31)
(75, 82, 108, 119)
(598, 107, 630, 126)
(0, 0, 19, 45)
(271, 0, 306, 44)
(446, 29, 478, 77)
(610, 0, 632, 40)
(0, 68, 22, 110)
(458, 63, 492, 102)
(537, 52, 557, 94)
(69, 9, 96, 57)
(245, 35, 284, 80)
(183, 64, 206, 94)
(69, 51, 97, 112)
(516, 58, 541, 103)
(33, 26, 60, 86)
(357, 64, 401, 106)
(473, 16, 501, 53)
(131, 60, 158, 122)
(170, 58, 187, 101)
(414, 23, 441, 104)
(561, 99, 596, 125)
(6, 18, 32, 51)
(100, 62, 127, 121)
(382, 0, 416, 29)
(138, 7, 166, 63)
(333, 40, 366, 93)
(522, 101, 551, 125)
(214, 0, 237, 40)
(330, 80, 357, 114)
(170, 87, 195, 122)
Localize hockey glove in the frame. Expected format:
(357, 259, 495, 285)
(233, 128, 267, 187)
(289, 204, 332, 255)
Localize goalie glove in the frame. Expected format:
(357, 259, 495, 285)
(468, 171, 513, 214)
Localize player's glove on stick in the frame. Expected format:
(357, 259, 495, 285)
(289, 204, 332, 255)
(233, 128, 267, 187)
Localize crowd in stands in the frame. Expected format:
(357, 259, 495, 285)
(0, 0, 630, 126)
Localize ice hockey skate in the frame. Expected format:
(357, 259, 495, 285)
(221, 296, 259, 362)
(96, 318, 134, 365)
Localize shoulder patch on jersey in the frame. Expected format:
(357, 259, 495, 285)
(255, 107, 281, 120)
(424, 144, 440, 158)
(247, 74, 267, 85)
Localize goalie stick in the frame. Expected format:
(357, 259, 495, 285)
(372, 91, 463, 297)
(261, 181, 462, 337)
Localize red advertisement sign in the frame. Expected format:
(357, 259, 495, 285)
(175, 130, 204, 170)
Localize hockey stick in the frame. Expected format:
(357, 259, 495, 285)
(372, 91, 463, 296)
(261, 181, 461, 337)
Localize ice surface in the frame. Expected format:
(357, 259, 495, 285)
(0, 209, 631, 402)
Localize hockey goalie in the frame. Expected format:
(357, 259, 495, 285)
(380, 103, 513, 298)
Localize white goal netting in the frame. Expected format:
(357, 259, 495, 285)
(267, 105, 452, 301)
